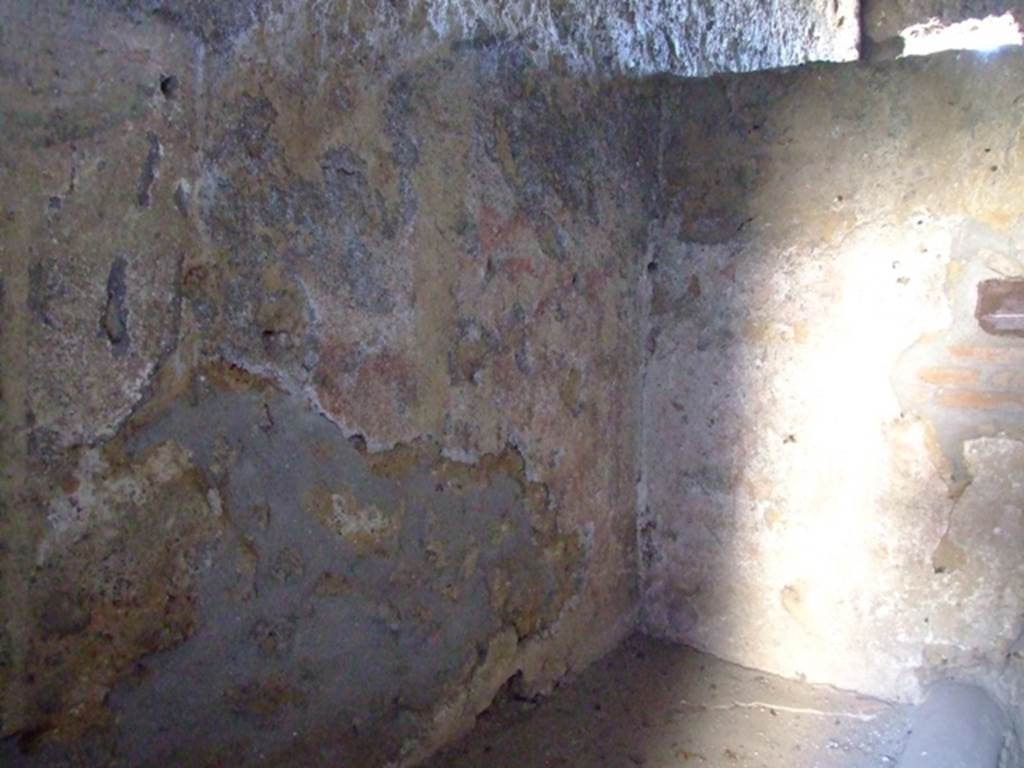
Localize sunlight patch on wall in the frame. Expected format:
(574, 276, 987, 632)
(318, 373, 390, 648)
(900, 13, 1022, 57)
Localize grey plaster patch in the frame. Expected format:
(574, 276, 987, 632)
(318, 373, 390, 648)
(97, 382, 575, 766)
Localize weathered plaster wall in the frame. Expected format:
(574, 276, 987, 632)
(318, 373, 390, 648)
(7, 0, 1024, 764)
(0, 2, 659, 765)
(642, 48, 1024, 708)
(0, 0, 870, 762)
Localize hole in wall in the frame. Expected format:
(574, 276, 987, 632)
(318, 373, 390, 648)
(159, 74, 178, 99)
(976, 279, 1024, 337)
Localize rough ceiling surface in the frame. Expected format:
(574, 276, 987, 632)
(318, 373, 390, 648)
(108, 0, 859, 76)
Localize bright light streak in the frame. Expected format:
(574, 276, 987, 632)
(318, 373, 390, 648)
(901, 13, 1023, 57)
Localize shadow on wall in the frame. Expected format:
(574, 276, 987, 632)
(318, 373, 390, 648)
(640, 42, 1024, 758)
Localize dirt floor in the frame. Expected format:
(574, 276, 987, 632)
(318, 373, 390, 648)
(427, 634, 911, 768)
